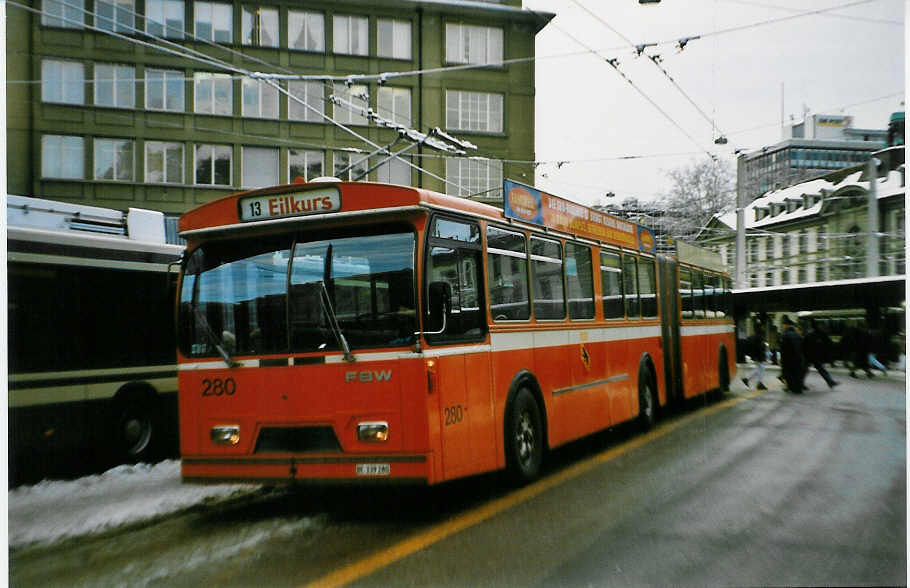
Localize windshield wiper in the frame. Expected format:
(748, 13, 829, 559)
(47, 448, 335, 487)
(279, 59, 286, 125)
(317, 280, 355, 362)
(320, 243, 355, 362)
(193, 305, 241, 368)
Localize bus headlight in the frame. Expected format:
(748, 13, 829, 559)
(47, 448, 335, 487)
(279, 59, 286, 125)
(357, 421, 389, 442)
(211, 425, 240, 445)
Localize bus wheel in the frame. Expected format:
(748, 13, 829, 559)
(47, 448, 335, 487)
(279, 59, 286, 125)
(506, 387, 544, 484)
(637, 366, 656, 431)
(117, 397, 155, 461)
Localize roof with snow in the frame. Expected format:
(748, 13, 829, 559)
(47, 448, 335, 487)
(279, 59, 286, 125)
(703, 147, 905, 237)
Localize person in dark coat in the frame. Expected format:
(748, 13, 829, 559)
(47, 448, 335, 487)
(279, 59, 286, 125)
(803, 319, 839, 388)
(780, 315, 804, 393)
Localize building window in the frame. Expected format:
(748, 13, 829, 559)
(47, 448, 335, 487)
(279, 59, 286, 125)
(41, 135, 84, 179)
(445, 23, 503, 65)
(42, 59, 85, 105)
(375, 155, 410, 185)
(816, 225, 827, 281)
(241, 5, 278, 47)
(445, 157, 503, 199)
(446, 90, 503, 133)
(242, 146, 278, 188)
(145, 141, 184, 184)
(288, 10, 324, 51)
(333, 151, 369, 181)
(146, 0, 184, 38)
(146, 68, 184, 111)
(194, 73, 232, 115)
(332, 83, 368, 125)
(377, 86, 411, 127)
(288, 81, 324, 122)
(288, 149, 323, 182)
(96, 0, 134, 33)
(195, 144, 232, 185)
(94, 138, 135, 181)
(42, 0, 84, 28)
(194, 1, 232, 43)
(377, 18, 411, 60)
(94, 63, 135, 109)
(333, 15, 368, 56)
(241, 77, 279, 119)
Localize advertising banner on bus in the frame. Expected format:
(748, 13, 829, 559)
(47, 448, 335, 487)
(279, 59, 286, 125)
(503, 179, 655, 253)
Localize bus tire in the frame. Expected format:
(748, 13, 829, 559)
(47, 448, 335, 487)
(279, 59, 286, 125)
(505, 387, 544, 485)
(115, 390, 157, 462)
(637, 364, 657, 431)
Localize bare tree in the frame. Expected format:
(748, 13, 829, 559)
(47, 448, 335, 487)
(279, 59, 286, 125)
(657, 157, 735, 241)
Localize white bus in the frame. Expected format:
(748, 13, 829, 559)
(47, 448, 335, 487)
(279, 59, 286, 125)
(8, 195, 184, 482)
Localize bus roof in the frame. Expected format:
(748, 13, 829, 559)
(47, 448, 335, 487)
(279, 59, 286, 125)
(179, 180, 658, 254)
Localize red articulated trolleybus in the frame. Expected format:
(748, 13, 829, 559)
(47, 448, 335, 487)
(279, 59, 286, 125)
(177, 179, 736, 486)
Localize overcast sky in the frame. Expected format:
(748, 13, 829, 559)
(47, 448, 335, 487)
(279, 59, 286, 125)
(523, 0, 905, 207)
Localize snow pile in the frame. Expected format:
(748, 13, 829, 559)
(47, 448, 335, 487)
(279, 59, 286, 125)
(8, 460, 259, 548)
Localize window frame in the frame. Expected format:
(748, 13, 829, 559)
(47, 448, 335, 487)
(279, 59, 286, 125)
(288, 149, 324, 183)
(194, 143, 233, 186)
(93, 137, 135, 182)
(377, 18, 411, 60)
(41, 135, 85, 179)
(145, 0, 184, 38)
(486, 225, 530, 322)
(241, 76, 279, 119)
(529, 235, 566, 321)
(41, 59, 85, 105)
(445, 89, 504, 134)
(288, 80, 325, 122)
(332, 14, 369, 56)
(241, 4, 278, 47)
(288, 9, 325, 52)
(145, 68, 185, 112)
(93, 63, 136, 109)
(194, 1, 232, 43)
(194, 72, 233, 116)
(145, 140, 185, 184)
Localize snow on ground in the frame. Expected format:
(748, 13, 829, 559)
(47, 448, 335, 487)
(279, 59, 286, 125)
(8, 460, 259, 549)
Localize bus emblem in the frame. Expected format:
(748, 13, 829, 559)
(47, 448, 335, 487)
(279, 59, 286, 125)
(345, 370, 393, 383)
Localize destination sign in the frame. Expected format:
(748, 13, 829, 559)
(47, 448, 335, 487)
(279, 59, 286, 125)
(239, 187, 341, 221)
(503, 179, 655, 253)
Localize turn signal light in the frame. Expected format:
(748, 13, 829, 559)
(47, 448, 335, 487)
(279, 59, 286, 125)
(357, 421, 389, 442)
(211, 425, 240, 445)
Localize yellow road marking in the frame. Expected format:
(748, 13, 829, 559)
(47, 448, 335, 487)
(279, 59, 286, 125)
(307, 392, 757, 588)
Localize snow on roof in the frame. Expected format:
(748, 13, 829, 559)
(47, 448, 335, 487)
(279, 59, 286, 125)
(708, 167, 904, 232)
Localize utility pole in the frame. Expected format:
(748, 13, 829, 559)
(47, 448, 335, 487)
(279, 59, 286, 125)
(866, 157, 880, 277)
(735, 155, 747, 288)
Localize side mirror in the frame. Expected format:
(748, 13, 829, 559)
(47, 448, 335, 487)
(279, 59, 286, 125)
(427, 281, 451, 334)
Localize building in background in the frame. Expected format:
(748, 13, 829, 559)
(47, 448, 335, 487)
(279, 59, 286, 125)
(6, 0, 554, 236)
(699, 145, 905, 288)
(736, 113, 887, 203)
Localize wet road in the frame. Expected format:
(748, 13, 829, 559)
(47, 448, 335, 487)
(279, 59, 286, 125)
(11, 368, 906, 587)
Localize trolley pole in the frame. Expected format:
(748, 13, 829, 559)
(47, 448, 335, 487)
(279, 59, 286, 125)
(866, 157, 880, 278)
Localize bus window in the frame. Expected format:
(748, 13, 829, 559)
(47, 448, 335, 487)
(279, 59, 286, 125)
(432, 217, 481, 243)
(566, 243, 594, 320)
(692, 271, 706, 319)
(623, 254, 639, 319)
(600, 250, 624, 319)
(530, 236, 565, 320)
(486, 226, 530, 321)
(720, 277, 732, 318)
(679, 267, 692, 319)
(427, 217, 485, 341)
(181, 238, 291, 357)
(704, 273, 716, 318)
(639, 257, 657, 318)
(288, 232, 417, 350)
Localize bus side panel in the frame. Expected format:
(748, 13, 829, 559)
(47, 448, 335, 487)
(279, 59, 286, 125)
(465, 352, 496, 474)
(532, 330, 572, 447)
(491, 345, 535, 470)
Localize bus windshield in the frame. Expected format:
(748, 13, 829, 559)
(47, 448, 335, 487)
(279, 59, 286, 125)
(179, 230, 416, 358)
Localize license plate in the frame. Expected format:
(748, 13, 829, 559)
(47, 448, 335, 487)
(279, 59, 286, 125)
(356, 463, 390, 476)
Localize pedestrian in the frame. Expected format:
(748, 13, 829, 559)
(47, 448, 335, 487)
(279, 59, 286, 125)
(803, 319, 839, 388)
(779, 315, 805, 393)
(867, 327, 888, 376)
(741, 320, 768, 390)
(843, 322, 874, 378)
(767, 323, 780, 365)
